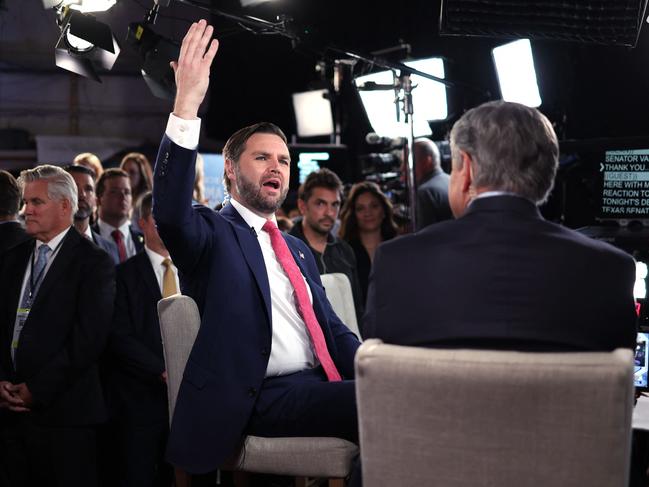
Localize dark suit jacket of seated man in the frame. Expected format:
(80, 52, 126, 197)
(152, 20, 360, 476)
(363, 101, 637, 352)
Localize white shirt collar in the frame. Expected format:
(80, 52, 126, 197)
(229, 198, 277, 234)
(144, 244, 173, 269)
(83, 225, 93, 240)
(36, 226, 71, 250)
(97, 218, 131, 237)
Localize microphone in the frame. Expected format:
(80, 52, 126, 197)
(365, 133, 407, 148)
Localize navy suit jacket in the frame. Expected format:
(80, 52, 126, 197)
(91, 228, 120, 265)
(91, 223, 145, 258)
(364, 195, 637, 352)
(104, 251, 168, 425)
(153, 136, 360, 473)
(0, 228, 115, 426)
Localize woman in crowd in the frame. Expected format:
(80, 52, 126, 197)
(120, 152, 153, 230)
(339, 181, 398, 302)
(120, 152, 153, 203)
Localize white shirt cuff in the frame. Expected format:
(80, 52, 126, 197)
(165, 113, 201, 150)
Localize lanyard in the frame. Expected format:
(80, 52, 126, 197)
(28, 239, 64, 302)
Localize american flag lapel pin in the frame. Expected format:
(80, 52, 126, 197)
(299, 251, 305, 260)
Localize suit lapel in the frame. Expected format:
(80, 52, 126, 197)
(220, 204, 272, 325)
(136, 252, 162, 301)
(31, 228, 79, 309)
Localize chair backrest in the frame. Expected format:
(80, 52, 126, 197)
(355, 339, 635, 487)
(320, 272, 360, 338)
(157, 294, 201, 425)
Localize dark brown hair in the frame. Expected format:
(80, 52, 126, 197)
(222, 122, 287, 192)
(0, 170, 21, 217)
(339, 181, 398, 242)
(96, 168, 129, 198)
(298, 168, 343, 203)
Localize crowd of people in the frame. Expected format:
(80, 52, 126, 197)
(0, 18, 642, 487)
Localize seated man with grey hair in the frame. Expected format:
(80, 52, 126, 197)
(364, 100, 636, 353)
(0, 164, 115, 487)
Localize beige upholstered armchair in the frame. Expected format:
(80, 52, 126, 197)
(355, 339, 635, 487)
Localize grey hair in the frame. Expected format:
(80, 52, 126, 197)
(449, 101, 559, 204)
(19, 164, 78, 217)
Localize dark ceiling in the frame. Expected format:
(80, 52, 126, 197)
(186, 0, 649, 146)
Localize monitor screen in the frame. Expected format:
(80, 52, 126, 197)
(600, 149, 649, 219)
(636, 332, 649, 388)
(201, 153, 225, 208)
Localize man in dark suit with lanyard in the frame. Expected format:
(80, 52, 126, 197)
(0, 164, 115, 487)
(153, 20, 360, 481)
(363, 101, 636, 352)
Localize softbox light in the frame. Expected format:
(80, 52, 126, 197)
(440, 0, 649, 47)
(127, 23, 180, 100)
(292, 89, 334, 138)
(43, 0, 116, 12)
(492, 39, 542, 107)
(55, 10, 120, 82)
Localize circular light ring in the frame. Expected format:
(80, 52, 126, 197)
(64, 26, 94, 53)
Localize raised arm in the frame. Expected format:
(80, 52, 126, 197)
(171, 19, 219, 120)
(153, 20, 219, 273)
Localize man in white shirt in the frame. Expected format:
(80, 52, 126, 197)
(152, 20, 361, 483)
(0, 164, 115, 487)
(94, 168, 144, 262)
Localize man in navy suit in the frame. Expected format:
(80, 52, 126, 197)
(153, 20, 360, 478)
(363, 101, 637, 352)
(65, 165, 120, 265)
(94, 168, 144, 262)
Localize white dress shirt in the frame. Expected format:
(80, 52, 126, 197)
(229, 199, 317, 377)
(97, 219, 137, 258)
(144, 245, 180, 295)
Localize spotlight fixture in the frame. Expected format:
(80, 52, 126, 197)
(354, 57, 447, 138)
(492, 39, 541, 108)
(239, 0, 277, 6)
(54, 9, 120, 82)
(43, 0, 117, 13)
(126, 22, 180, 100)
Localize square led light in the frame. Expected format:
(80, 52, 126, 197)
(292, 89, 335, 138)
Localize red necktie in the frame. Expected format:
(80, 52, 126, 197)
(111, 229, 127, 263)
(262, 220, 342, 382)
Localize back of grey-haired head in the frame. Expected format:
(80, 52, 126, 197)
(19, 164, 78, 216)
(449, 101, 559, 204)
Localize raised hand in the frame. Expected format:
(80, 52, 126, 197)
(171, 19, 220, 120)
